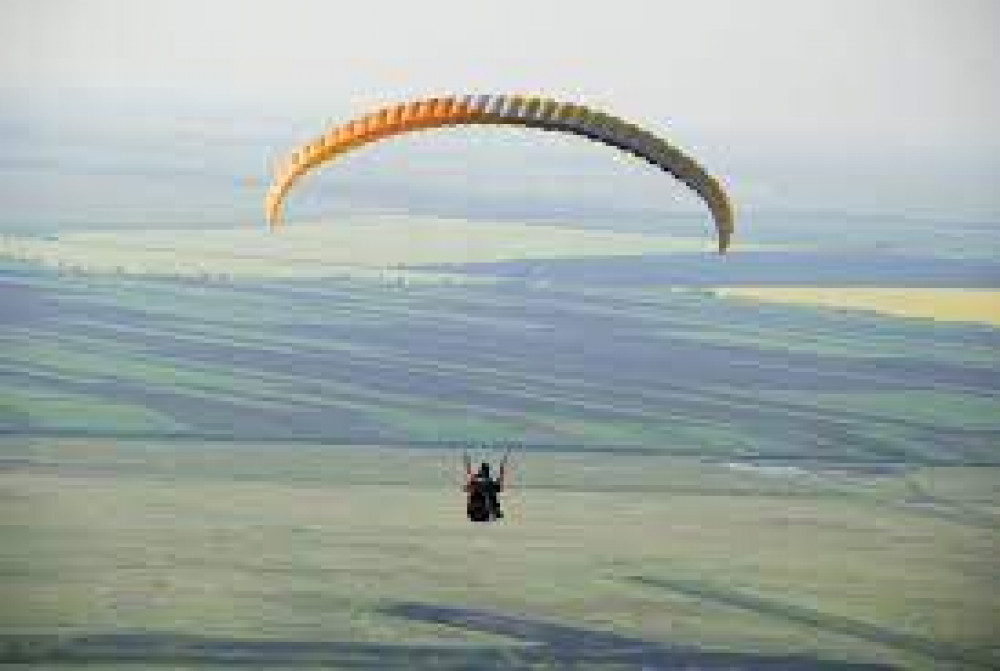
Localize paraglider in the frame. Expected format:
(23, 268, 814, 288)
(463, 447, 512, 522)
(264, 94, 735, 252)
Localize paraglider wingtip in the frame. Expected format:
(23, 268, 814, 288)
(717, 226, 733, 254)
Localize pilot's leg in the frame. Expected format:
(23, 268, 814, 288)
(489, 491, 504, 519)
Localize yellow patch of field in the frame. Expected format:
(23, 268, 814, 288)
(715, 287, 1000, 327)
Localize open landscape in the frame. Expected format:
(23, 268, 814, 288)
(3, 439, 999, 669)
(2, 211, 998, 455)
(3, 2, 999, 668)
(2, 211, 999, 669)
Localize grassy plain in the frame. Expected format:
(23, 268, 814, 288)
(0, 216, 743, 279)
(2, 440, 998, 668)
(3, 264, 997, 460)
(1, 211, 998, 668)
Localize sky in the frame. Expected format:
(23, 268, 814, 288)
(2, 0, 998, 227)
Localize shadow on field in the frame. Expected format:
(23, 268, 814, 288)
(628, 576, 992, 668)
(0, 602, 891, 669)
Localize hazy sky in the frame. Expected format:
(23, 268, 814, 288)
(2, 0, 999, 223)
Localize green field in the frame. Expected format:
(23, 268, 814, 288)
(0, 216, 748, 279)
(2, 260, 997, 461)
(2, 213, 999, 668)
(2, 439, 998, 668)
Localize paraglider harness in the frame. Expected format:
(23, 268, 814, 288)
(463, 447, 511, 522)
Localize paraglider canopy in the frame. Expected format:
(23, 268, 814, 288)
(264, 94, 735, 253)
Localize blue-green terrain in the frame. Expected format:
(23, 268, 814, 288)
(1, 211, 999, 670)
(2, 255, 997, 461)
